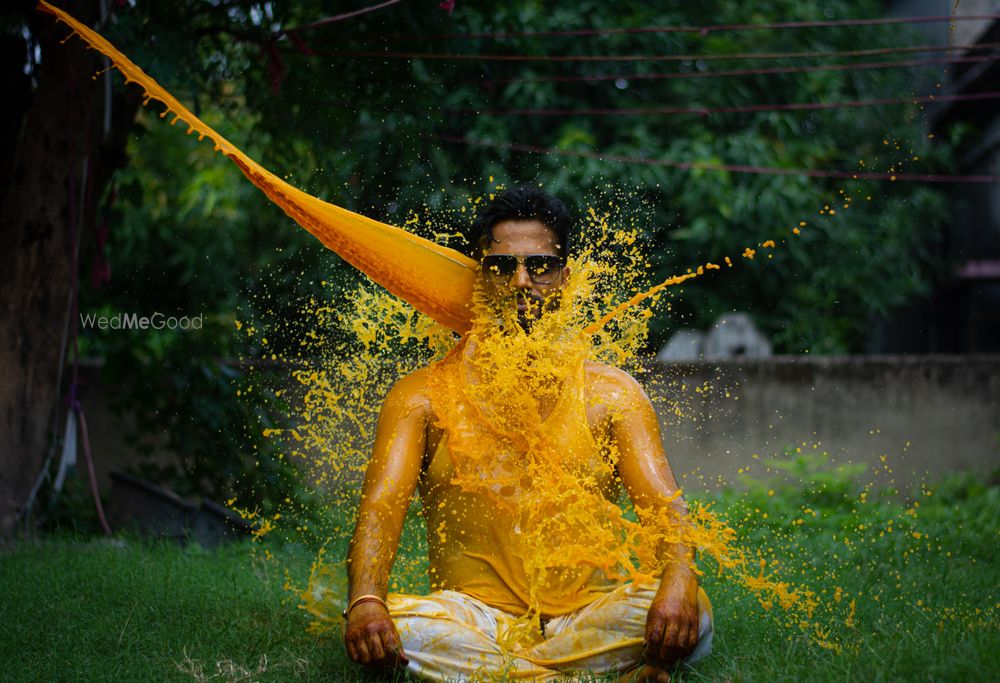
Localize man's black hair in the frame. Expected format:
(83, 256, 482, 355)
(471, 185, 572, 259)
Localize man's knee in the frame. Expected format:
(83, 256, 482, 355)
(388, 590, 499, 637)
(384, 592, 516, 681)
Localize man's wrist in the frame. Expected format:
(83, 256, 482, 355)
(662, 541, 695, 566)
(343, 594, 388, 619)
(659, 547, 697, 582)
(661, 561, 695, 580)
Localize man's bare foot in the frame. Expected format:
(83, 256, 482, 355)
(618, 663, 671, 682)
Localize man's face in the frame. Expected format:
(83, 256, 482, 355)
(480, 219, 570, 329)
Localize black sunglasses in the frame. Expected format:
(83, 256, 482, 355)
(480, 254, 566, 284)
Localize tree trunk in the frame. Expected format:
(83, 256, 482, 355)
(0, 1, 139, 535)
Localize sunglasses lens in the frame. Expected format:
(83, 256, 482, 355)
(526, 256, 563, 283)
(482, 255, 517, 279)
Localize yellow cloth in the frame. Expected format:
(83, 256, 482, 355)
(422, 352, 622, 619)
(387, 579, 713, 681)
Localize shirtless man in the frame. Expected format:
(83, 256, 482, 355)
(343, 186, 712, 682)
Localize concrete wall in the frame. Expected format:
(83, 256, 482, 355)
(65, 355, 1000, 496)
(647, 355, 1000, 490)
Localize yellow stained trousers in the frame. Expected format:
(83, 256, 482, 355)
(385, 581, 713, 681)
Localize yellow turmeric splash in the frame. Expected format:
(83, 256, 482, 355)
(280, 211, 830, 650)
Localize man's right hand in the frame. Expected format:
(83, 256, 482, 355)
(343, 602, 410, 669)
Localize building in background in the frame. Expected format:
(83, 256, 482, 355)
(875, 1, 1000, 352)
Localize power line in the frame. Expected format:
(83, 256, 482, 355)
(438, 136, 1000, 184)
(464, 53, 1000, 86)
(451, 91, 1000, 118)
(277, 0, 406, 38)
(397, 13, 1000, 40)
(315, 41, 998, 63)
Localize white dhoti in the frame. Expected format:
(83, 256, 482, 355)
(383, 581, 713, 681)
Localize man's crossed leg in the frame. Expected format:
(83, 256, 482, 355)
(383, 580, 713, 681)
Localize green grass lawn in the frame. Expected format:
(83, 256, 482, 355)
(2, 467, 998, 682)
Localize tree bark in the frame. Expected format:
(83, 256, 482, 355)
(0, 1, 140, 534)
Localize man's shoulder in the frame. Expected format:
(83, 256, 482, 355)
(583, 361, 648, 404)
(383, 366, 434, 414)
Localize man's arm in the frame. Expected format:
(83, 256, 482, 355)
(343, 371, 428, 669)
(605, 367, 700, 667)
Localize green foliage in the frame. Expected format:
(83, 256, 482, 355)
(76, 108, 333, 510)
(66, 0, 965, 508)
(738, 447, 869, 511)
(237, 0, 958, 353)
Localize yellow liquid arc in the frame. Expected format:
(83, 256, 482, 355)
(36, 0, 735, 338)
(36, 0, 478, 334)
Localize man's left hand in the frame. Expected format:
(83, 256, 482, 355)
(643, 567, 700, 668)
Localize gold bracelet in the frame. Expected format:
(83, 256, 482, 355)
(342, 594, 388, 619)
